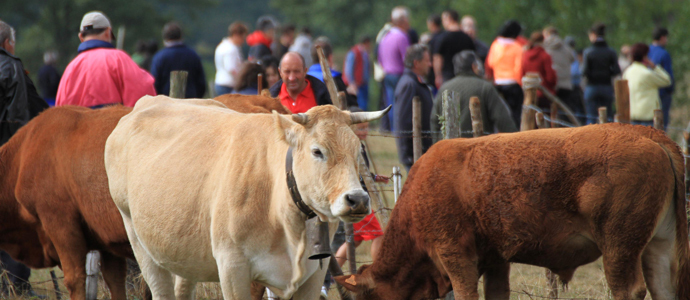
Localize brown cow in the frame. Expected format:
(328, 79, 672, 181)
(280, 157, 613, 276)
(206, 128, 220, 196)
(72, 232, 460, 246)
(335, 123, 690, 300)
(0, 94, 288, 300)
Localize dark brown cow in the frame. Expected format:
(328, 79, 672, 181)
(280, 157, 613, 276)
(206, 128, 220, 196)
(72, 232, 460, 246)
(335, 123, 690, 300)
(0, 94, 288, 300)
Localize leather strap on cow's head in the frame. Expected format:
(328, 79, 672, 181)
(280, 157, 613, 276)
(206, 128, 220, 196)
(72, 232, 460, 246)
(286, 147, 318, 219)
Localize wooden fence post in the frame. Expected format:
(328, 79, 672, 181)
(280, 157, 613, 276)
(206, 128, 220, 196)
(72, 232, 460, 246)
(598, 107, 607, 124)
(116, 26, 126, 50)
(85, 250, 101, 300)
(550, 103, 558, 128)
(169, 71, 188, 99)
(614, 79, 630, 124)
(316, 45, 342, 109)
(442, 90, 460, 139)
(412, 96, 422, 162)
(338, 92, 348, 110)
(361, 141, 390, 206)
(469, 96, 483, 137)
(392, 166, 402, 203)
(535, 112, 547, 129)
(520, 73, 540, 131)
(653, 109, 664, 130)
(257, 74, 263, 95)
(344, 223, 357, 274)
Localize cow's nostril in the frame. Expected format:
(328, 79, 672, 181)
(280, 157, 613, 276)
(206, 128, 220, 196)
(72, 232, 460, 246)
(346, 195, 357, 208)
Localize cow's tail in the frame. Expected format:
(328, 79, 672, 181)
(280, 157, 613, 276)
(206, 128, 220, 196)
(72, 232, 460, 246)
(658, 142, 690, 298)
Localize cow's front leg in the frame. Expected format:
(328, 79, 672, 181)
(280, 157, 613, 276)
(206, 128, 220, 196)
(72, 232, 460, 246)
(216, 254, 252, 300)
(483, 262, 510, 300)
(436, 238, 480, 300)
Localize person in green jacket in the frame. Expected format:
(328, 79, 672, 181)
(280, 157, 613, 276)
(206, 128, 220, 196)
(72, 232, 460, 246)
(431, 50, 517, 142)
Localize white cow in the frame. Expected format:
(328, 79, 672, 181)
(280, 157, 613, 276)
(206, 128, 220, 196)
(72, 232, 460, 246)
(105, 95, 389, 300)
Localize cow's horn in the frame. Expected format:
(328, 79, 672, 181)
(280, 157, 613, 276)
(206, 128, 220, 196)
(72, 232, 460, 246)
(292, 113, 309, 125)
(350, 105, 392, 124)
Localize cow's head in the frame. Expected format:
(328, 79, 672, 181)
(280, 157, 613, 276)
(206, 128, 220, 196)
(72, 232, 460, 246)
(274, 105, 390, 223)
(334, 264, 450, 300)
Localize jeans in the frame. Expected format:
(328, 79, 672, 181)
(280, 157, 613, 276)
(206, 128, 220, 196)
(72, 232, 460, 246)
(659, 94, 672, 129)
(381, 74, 402, 132)
(584, 85, 614, 125)
(357, 84, 369, 111)
(214, 85, 233, 96)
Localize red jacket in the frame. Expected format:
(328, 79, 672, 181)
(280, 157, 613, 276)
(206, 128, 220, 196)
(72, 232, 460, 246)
(521, 46, 557, 95)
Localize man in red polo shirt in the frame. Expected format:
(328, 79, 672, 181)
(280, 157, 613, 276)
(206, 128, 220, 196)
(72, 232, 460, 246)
(269, 52, 332, 113)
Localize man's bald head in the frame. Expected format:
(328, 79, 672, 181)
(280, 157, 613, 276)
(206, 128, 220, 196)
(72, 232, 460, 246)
(280, 52, 306, 70)
(279, 51, 308, 95)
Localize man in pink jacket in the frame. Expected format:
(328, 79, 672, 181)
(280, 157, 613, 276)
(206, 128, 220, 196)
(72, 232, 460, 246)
(56, 11, 156, 108)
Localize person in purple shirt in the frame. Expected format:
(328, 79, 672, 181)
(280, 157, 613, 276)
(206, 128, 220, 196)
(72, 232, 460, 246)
(648, 27, 673, 129)
(378, 6, 410, 131)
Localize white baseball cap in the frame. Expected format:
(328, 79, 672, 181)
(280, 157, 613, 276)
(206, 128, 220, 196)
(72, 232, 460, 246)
(79, 11, 115, 40)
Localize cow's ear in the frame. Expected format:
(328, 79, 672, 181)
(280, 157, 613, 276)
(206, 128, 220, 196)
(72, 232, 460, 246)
(334, 273, 374, 294)
(273, 111, 304, 148)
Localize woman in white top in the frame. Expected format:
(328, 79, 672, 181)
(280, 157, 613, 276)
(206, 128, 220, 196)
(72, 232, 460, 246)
(214, 22, 247, 96)
(622, 43, 671, 126)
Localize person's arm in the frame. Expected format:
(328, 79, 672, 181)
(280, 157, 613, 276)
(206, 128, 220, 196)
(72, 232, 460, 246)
(485, 85, 518, 133)
(662, 52, 674, 93)
(1, 61, 31, 127)
(514, 48, 523, 85)
(394, 81, 415, 166)
(610, 49, 621, 77)
(581, 49, 590, 80)
(543, 54, 557, 91)
(119, 52, 157, 107)
(344, 50, 356, 86)
(149, 55, 164, 95)
(433, 54, 444, 88)
(643, 58, 672, 88)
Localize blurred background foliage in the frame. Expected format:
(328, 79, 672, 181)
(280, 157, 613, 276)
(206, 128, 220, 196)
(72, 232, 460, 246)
(2, 0, 690, 107)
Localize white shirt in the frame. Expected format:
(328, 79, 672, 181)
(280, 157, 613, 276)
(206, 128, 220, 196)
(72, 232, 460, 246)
(214, 38, 242, 87)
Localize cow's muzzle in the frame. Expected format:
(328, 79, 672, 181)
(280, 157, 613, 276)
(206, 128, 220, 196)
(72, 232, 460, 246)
(344, 191, 370, 216)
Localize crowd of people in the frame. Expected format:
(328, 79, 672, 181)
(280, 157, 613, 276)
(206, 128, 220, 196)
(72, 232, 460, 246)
(0, 6, 677, 299)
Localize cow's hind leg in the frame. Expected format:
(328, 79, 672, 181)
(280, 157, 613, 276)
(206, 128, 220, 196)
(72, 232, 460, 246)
(122, 218, 175, 300)
(39, 214, 89, 300)
(100, 251, 128, 300)
(641, 202, 677, 300)
(482, 262, 510, 300)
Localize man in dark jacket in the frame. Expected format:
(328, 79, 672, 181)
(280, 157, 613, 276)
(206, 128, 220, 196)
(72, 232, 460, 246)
(394, 44, 433, 170)
(582, 23, 620, 124)
(431, 50, 517, 142)
(269, 52, 332, 113)
(0, 20, 48, 298)
(150, 21, 207, 98)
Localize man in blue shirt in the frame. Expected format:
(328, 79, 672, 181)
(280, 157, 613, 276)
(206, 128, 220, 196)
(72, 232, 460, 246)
(150, 22, 207, 98)
(648, 27, 673, 129)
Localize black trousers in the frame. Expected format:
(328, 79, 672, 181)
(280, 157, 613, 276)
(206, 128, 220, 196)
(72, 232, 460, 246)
(0, 251, 32, 295)
(495, 84, 524, 127)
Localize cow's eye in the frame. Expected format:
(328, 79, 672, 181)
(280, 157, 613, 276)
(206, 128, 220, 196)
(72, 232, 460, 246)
(312, 149, 324, 159)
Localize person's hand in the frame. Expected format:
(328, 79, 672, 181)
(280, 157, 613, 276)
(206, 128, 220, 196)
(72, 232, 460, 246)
(346, 84, 358, 95)
(435, 77, 443, 89)
(642, 57, 654, 68)
(374, 174, 390, 183)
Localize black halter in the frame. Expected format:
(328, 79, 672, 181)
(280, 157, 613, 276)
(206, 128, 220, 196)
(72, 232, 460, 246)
(286, 147, 317, 219)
